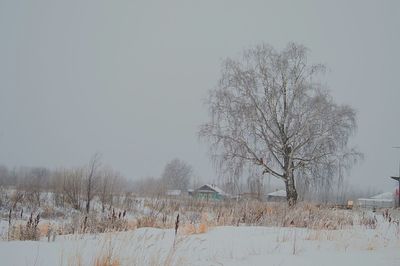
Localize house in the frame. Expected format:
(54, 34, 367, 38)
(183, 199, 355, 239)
(266, 189, 287, 202)
(192, 184, 226, 200)
(357, 192, 395, 209)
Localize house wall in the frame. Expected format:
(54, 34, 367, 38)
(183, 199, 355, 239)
(357, 199, 394, 209)
(194, 192, 222, 200)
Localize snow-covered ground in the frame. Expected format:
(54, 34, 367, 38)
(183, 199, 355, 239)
(1, 190, 399, 265)
(0, 220, 399, 266)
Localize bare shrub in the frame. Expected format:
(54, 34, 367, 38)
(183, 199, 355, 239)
(40, 204, 65, 219)
(137, 216, 157, 229)
(8, 213, 40, 241)
(359, 213, 377, 229)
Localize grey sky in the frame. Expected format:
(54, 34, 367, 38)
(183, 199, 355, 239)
(0, 0, 399, 191)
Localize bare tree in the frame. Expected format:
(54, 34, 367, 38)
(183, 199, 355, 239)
(61, 167, 84, 210)
(0, 165, 9, 187)
(85, 153, 101, 213)
(24, 167, 49, 207)
(98, 166, 122, 213)
(51, 169, 65, 208)
(0, 166, 9, 207)
(200, 43, 361, 206)
(161, 158, 193, 191)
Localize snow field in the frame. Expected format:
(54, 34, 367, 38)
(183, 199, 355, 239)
(0, 219, 399, 266)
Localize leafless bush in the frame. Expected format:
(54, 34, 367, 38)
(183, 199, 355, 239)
(59, 210, 130, 235)
(40, 204, 65, 219)
(359, 212, 378, 229)
(137, 216, 158, 228)
(8, 212, 40, 241)
(92, 212, 129, 233)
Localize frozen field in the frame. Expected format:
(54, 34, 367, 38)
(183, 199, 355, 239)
(1, 191, 399, 265)
(0, 219, 399, 266)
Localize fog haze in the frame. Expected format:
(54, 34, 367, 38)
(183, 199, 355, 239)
(0, 0, 399, 191)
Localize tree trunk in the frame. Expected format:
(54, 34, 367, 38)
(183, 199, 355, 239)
(285, 176, 297, 207)
(284, 153, 297, 206)
(86, 177, 92, 214)
(86, 199, 90, 214)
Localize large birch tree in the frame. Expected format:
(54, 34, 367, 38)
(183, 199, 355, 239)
(200, 43, 361, 206)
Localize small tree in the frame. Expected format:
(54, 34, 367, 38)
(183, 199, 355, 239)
(85, 153, 101, 214)
(161, 158, 193, 191)
(24, 167, 49, 207)
(98, 166, 122, 213)
(0, 165, 9, 187)
(200, 43, 361, 206)
(61, 167, 84, 210)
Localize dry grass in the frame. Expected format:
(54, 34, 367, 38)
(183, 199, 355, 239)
(60, 228, 191, 266)
(181, 222, 208, 235)
(141, 198, 355, 230)
(38, 223, 50, 237)
(7, 213, 41, 241)
(3, 199, 371, 246)
(304, 230, 335, 241)
(197, 223, 208, 234)
(5, 196, 385, 243)
(181, 224, 196, 235)
(67, 255, 83, 266)
(93, 255, 120, 266)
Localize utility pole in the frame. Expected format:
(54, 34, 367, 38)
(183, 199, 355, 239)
(391, 147, 400, 208)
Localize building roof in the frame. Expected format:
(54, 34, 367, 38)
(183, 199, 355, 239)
(370, 192, 394, 200)
(357, 198, 393, 203)
(357, 191, 395, 203)
(195, 184, 226, 195)
(267, 190, 287, 197)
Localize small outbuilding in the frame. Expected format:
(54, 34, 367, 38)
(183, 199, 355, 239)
(357, 192, 395, 209)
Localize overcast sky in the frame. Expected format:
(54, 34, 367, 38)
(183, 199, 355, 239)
(0, 0, 399, 191)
